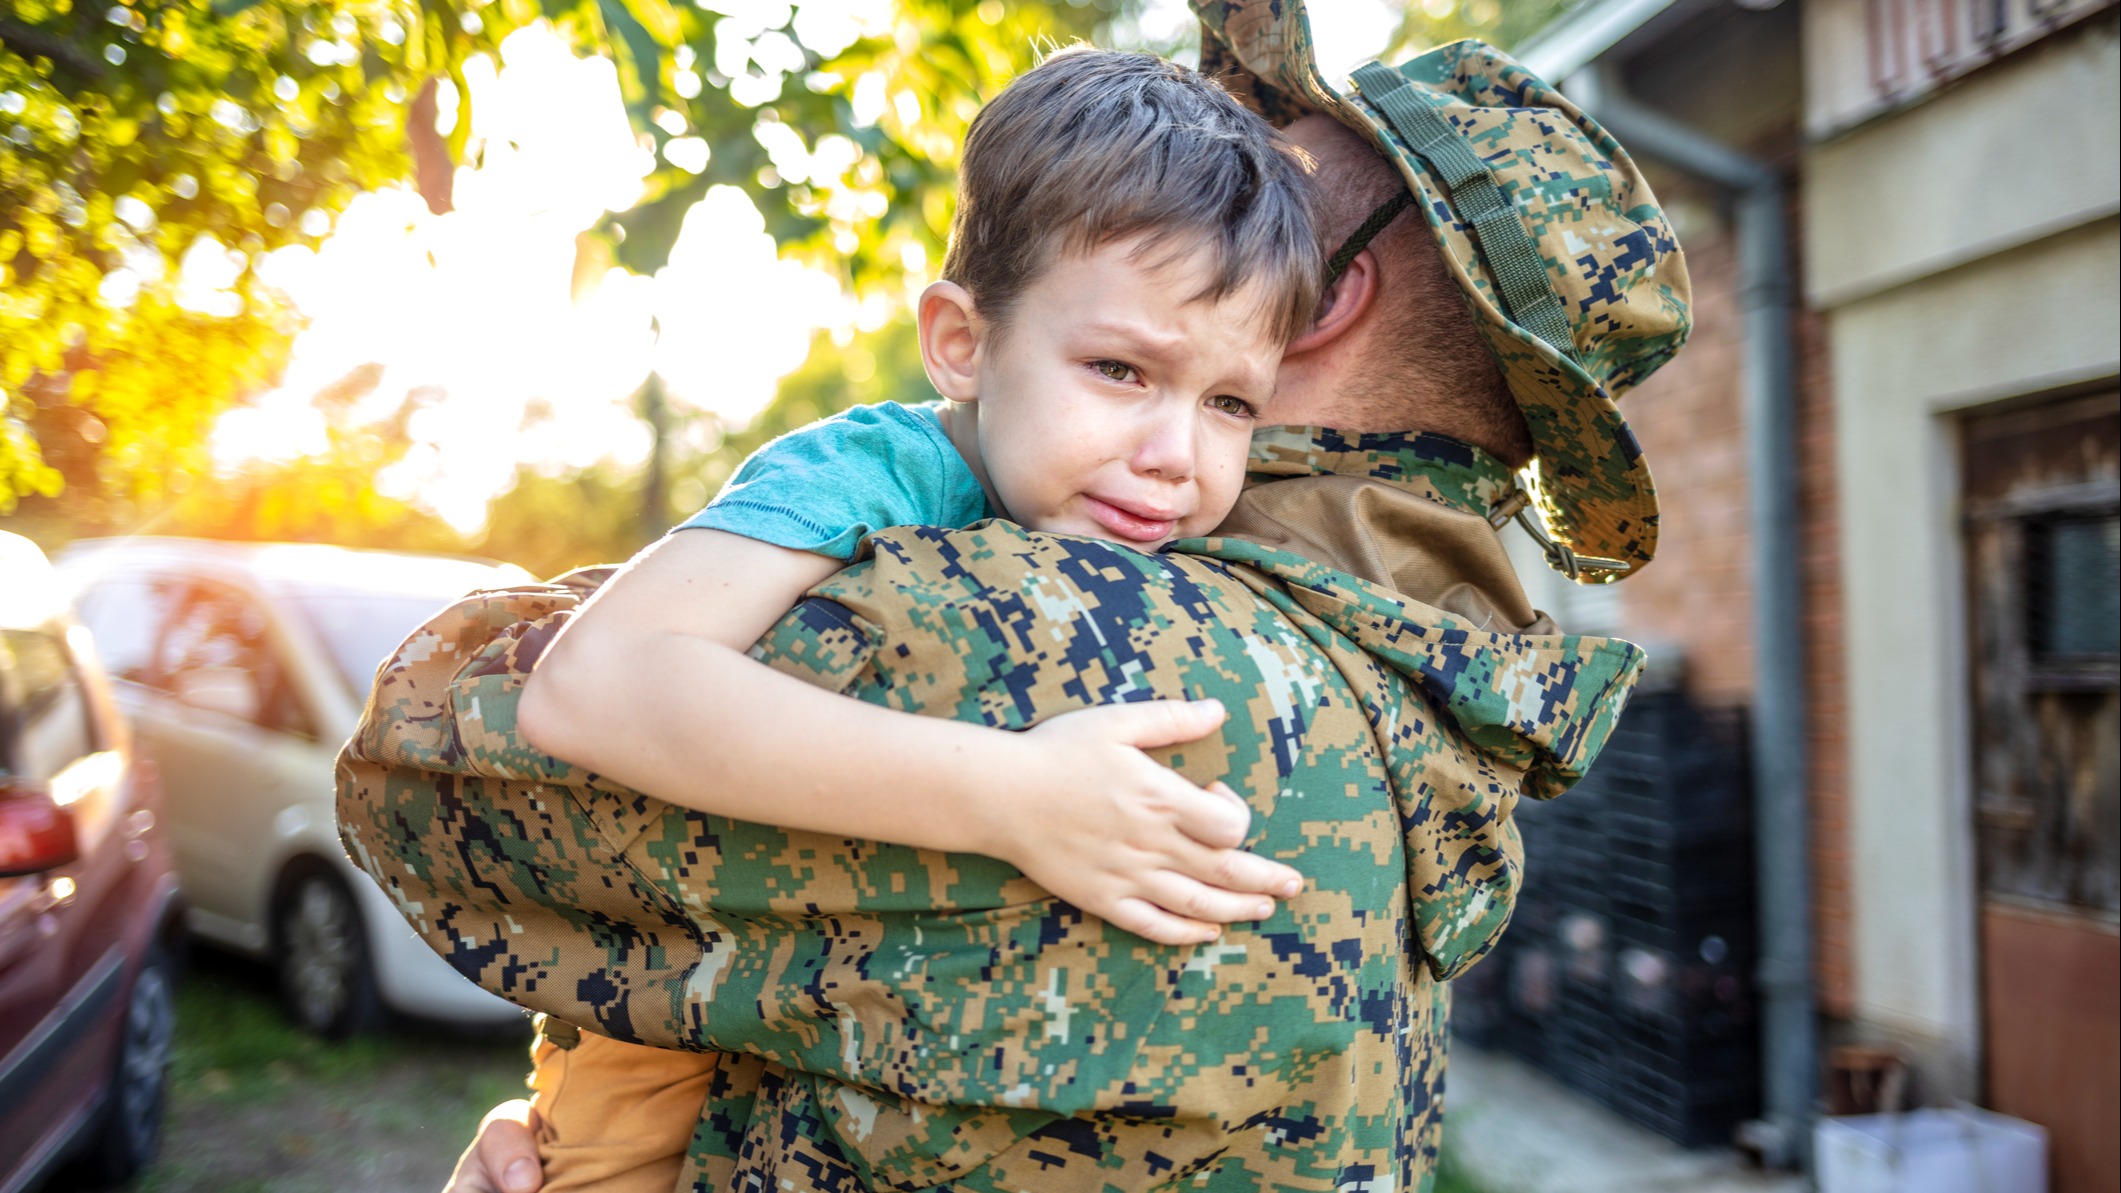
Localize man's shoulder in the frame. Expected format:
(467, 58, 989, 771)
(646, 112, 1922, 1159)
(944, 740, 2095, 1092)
(822, 523, 1259, 620)
(757, 522, 1310, 721)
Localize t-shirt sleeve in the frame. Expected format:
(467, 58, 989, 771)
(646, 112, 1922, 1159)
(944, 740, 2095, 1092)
(676, 402, 990, 561)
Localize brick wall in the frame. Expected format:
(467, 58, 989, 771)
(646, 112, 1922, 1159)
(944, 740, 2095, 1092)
(1609, 197, 1755, 703)
(1790, 183, 1855, 1016)
(1608, 175, 1855, 1017)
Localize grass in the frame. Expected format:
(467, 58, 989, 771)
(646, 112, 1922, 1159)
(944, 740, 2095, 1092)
(1434, 1153, 1488, 1193)
(60, 952, 535, 1193)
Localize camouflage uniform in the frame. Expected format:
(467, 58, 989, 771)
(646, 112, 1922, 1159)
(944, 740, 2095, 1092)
(338, 5, 1692, 1189)
(341, 431, 1641, 1192)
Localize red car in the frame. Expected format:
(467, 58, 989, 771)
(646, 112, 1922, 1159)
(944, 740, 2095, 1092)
(1, 531, 182, 1191)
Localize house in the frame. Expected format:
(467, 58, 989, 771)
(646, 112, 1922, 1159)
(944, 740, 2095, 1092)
(1484, 0, 2118, 1187)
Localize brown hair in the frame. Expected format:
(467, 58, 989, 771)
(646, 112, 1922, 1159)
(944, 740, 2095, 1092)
(943, 47, 1324, 345)
(1297, 117, 1534, 466)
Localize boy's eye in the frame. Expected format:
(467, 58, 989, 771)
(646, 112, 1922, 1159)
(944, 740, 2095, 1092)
(1091, 360, 1138, 383)
(1207, 394, 1256, 419)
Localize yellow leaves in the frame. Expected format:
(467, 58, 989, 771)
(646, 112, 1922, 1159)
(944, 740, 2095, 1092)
(264, 125, 299, 164)
(622, 0, 683, 47)
(23, 211, 62, 259)
(158, 8, 192, 58)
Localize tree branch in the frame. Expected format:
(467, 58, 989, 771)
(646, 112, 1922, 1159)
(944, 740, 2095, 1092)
(0, 20, 108, 82)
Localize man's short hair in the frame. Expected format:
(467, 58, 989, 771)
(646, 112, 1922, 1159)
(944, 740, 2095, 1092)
(943, 47, 1324, 345)
(1300, 118, 1534, 466)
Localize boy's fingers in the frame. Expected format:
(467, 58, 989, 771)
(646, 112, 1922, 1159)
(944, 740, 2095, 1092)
(1168, 780, 1250, 848)
(1188, 846, 1304, 900)
(1141, 872, 1279, 926)
(1078, 698, 1226, 749)
(1108, 896, 1222, 946)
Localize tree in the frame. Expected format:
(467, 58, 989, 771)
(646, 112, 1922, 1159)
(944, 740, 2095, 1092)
(2, 0, 1123, 516)
(1, 0, 517, 507)
(1386, 0, 1579, 57)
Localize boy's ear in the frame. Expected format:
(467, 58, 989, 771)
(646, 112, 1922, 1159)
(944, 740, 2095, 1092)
(1285, 248, 1379, 358)
(917, 281, 982, 402)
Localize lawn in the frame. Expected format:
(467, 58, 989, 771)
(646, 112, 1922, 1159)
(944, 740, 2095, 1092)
(56, 952, 532, 1193)
(1435, 1158, 1486, 1193)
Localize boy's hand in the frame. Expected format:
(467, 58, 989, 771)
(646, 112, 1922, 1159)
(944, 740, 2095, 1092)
(988, 699, 1305, 946)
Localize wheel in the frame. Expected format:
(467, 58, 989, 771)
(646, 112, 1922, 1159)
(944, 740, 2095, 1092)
(273, 865, 382, 1037)
(71, 945, 176, 1185)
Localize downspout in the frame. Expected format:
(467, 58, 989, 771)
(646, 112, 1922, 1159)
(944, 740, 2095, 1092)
(1569, 62, 1818, 1167)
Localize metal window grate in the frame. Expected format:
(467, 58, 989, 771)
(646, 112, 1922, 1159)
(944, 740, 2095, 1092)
(2026, 513, 2121, 659)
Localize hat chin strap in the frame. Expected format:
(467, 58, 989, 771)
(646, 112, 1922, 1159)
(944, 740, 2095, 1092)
(1322, 189, 1415, 289)
(1486, 487, 1631, 581)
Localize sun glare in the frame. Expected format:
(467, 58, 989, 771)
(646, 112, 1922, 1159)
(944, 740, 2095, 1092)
(210, 6, 1400, 537)
(214, 23, 850, 536)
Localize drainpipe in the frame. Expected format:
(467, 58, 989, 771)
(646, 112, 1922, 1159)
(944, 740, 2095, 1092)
(1569, 62, 1817, 1168)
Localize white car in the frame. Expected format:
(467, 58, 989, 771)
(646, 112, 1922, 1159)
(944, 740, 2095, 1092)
(57, 537, 533, 1035)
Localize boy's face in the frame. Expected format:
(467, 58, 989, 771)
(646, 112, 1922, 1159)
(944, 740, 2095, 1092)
(929, 237, 1283, 552)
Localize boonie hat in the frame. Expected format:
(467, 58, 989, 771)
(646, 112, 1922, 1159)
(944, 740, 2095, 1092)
(1195, 0, 1691, 582)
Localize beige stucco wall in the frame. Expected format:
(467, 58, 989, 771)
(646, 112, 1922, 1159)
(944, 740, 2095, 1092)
(1807, 16, 2121, 1095)
(1808, 16, 2119, 308)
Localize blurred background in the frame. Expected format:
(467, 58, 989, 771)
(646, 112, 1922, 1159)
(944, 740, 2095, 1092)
(1, 0, 2114, 1191)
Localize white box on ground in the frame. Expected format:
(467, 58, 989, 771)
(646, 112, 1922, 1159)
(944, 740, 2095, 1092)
(1816, 1108, 2048, 1193)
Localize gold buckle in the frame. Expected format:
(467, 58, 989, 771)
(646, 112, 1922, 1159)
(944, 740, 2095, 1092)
(1488, 488, 1629, 580)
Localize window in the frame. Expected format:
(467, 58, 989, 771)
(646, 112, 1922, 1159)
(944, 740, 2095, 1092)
(151, 584, 314, 739)
(74, 575, 181, 685)
(0, 629, 96, 783)
(2025, 513, 2121, 664)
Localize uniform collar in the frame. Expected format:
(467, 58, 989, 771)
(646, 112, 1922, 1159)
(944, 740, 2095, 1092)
(1245, 426, 1518, 519)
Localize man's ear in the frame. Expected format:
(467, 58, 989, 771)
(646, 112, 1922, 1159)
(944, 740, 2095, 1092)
(1285, 248, 1379, 358)
(917, 280, 982, 402)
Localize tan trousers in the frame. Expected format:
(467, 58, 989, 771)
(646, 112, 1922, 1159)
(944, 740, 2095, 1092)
(528, 1029, 718, 1193)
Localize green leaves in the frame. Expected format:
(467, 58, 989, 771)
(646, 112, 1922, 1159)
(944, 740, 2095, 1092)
(2, 0, 515, 511)
(1, 0, 1128, 526)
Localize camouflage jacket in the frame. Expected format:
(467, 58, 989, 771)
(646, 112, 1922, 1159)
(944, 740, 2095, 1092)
(337, 428, 1644, 1192)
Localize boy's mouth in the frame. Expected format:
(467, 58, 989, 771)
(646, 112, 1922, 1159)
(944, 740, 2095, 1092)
(1084, 495, 1180, 544)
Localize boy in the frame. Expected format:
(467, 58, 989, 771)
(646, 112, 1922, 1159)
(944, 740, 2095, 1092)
(514, 47, 1328, 1192)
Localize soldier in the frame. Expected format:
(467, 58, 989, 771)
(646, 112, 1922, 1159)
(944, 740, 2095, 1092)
(347, 3, 1690, 1190)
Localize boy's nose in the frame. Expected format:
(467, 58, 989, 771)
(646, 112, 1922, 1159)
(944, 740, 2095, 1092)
(1131, 409, 1197, 482)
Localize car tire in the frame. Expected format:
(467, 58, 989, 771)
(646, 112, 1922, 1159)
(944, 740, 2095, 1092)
(273, 864, 383, 1038)
(71, 944, 177, 1185)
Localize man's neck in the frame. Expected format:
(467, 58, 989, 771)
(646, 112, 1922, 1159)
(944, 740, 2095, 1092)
(1272, 331, 1526, 464)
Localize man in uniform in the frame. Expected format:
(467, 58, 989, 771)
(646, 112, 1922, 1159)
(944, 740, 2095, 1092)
(341, 4, 1691, 1189)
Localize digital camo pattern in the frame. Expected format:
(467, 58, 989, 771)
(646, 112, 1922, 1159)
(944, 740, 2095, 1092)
(337, 435, 1645, 1192)
(1198, 0, 1691, 583)
(1244, 425, 1518, 514)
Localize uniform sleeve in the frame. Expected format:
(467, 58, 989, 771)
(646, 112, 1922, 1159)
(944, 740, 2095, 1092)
(677, 402, 989, 561)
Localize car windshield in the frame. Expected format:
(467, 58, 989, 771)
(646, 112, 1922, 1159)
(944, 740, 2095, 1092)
(283, 588, 466, 695)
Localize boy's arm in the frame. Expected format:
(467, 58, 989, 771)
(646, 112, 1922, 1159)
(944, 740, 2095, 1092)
(517, 529, 1304, 945)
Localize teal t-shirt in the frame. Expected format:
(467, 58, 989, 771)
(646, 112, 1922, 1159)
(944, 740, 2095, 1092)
(678, 400, 996, 561)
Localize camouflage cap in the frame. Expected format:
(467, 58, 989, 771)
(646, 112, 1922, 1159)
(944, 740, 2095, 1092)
(1195, 0, 1691, 582)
